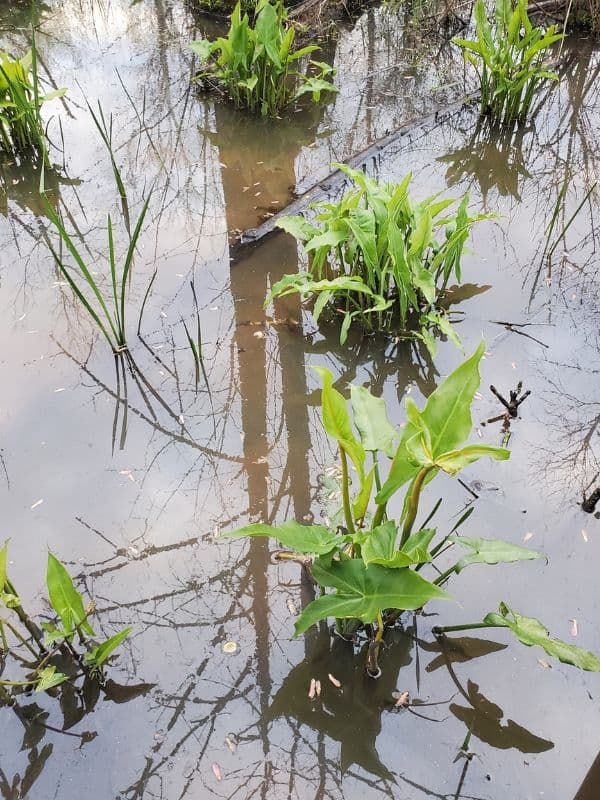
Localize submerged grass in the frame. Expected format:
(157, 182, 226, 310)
(544, 180, 597, 259)
(182, 281, 209, 390)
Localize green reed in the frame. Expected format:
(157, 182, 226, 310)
(45, 103, 151, 353)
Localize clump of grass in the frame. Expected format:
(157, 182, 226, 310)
(0, 31, 66, 158)
(190, 0, 337, 117)
(46, 197, 150, 353)
(268, 164, 490, 355)
(45, 104, 151, 354)
(454, 0, 564, 125)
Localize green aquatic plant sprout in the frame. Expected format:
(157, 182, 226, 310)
(0, 542, 131, 699)
(190, 0, 337, 117)
(46, 195, 150, 353)
(44, 101, 151, 353)
(0, 34, 66, 157)
(222, 344, 600, 675)
(269, 165, 489, 354)
(454, 0, 564, 124)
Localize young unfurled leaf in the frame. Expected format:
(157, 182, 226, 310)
(399, 528, 437, 564)
(376, 342, 494, 504)
(0, 540, 7, 590)
(220, 520, 341, 555)
(350, 385, 396, 456)
(35, 666, 68, 693)
(84, 627, 132, 669)
(361, 522, 433, 568)
(421, 341, 485, 458)
(46, 553, 95, 638)
(434, 444, 510, 474)
(448, 535, 543, 573)
(313, 367, 365, 478)
(294, 559, 449, 635)
(361, 521, 400, 566)
(483, 603, 600, 671)
(0, 540, 19, 608)
(353, 465, 374, 521)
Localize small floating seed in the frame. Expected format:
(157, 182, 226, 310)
(286, 598, 298, 616)
(328, 673, 341, 688)
(212, 763, 222, 781)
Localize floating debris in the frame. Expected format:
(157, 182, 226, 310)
(211, 763, 222, 781)
(222, 641, 238, 654)
(392, 690, 410, 708)
(328, 673, 341, 688)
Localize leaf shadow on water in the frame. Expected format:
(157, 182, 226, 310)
(0, 676, 154, 800)
(420, 635, 554, 754)
(437, 114, 533, 203)
(266, 626, 554, 793)
(266, 628, 415, 782)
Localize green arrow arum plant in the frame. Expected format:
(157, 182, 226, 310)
(454, 0, 564, 125)
(0, 30, 66, 160)
(221, 343, 600, 677)
(190, 0, 336, 117)
(268, 165, 490, 356)
(0, 542, 131, 701)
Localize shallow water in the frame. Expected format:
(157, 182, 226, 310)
(0, 2, 599, 798)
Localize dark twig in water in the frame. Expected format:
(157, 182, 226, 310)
(490, 320, 549, 348)
(458, 478, 479, 499)
(582, 488, 600, 514)
(489, 381, 530, 418)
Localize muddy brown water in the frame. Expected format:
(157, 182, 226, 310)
(0, 1, 599, 798)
